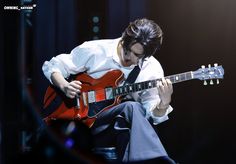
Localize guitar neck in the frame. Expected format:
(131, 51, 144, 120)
(114, 71, 193, 96)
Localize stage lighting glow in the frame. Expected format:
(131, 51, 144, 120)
(92, 16, 99, 23)
(64, 138, 74, 148)
(93, 26, 99, 33)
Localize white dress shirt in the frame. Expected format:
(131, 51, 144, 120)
(42, 38, 173, 124)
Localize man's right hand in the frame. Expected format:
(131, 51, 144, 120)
(51, 72, 82, 99)
(62, 80, 82, 99)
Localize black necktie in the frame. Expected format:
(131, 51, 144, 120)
(125, 65, 141, 84)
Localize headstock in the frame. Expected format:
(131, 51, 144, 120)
(193, 63, 224, 85)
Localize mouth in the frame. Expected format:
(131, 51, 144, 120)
(124, 60, 133, 65)
(122, 60, 133, 67)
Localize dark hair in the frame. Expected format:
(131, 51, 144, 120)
(121, 18, 163, 58)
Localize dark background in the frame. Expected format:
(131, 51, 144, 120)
(2, 0, 236, 163)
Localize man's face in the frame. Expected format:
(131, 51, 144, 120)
(121, 42, 145, 67)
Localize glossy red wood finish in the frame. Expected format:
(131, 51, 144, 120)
(43, 70, 124, 127)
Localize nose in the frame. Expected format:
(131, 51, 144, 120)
(127, 54, 132, 60)
(124, 52, 131, 60)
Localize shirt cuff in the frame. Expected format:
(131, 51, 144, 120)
(150, 105, 173, 125)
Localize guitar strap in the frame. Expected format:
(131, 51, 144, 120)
(124, 59, 144, 85)
(121, 60, 144, 102)
(124, 65, 141, 84)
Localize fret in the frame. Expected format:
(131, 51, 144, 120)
(135, 84, 138, 91)
(134, 83, 138, 92)
(124, 86, 128, 93)
(184, 73, 188, 80)
(114, 87, 120, 96)
(187, 72, 192, 80)
(142, 82, 147, 89)
(145, 82, 148, 88)
(141, 82, 144, 88)
(148, 81, 152, 88)
(129, 85, 133, 92)
(176, 75, 179, 81)
(176, 75, 180, 81)
(115, 88, 119, 95)
(180, 73, 186, 81)
(126, 85, 130, 93)
(138, 83, 141, 90)
(119, 87, 123, 94)
(153, 80, 157, 87)
(169, 76, 175, 83)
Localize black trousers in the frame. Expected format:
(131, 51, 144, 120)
(91, 101, 175, 163)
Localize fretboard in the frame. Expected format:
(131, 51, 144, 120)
(113, 71, 193, 96)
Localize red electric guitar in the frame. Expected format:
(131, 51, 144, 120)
(42, 64, 224, 127)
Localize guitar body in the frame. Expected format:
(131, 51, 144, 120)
(43, 70, 124, 127)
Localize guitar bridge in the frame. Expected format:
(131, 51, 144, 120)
(82, 92, 88, 107)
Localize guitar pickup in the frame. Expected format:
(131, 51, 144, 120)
(87, 91, 96, 103)
(105, 87, 114, 100)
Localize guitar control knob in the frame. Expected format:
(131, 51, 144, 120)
(216, 79, 219, 84)
(201, 65, 206, 73)
(214, 63, 218, 67)
(76, 113, 81, 119)
(208, 64, 211, 68)
(204, 80, 207, 85)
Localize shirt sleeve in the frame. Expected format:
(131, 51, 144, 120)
(132, 57, 174, 125)
(42, 42, 93, 84)
(138, 89, 173, 125)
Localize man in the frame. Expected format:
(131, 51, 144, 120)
(42, 18, 175, 163)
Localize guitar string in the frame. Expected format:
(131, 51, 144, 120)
(82, 71, 195, 99)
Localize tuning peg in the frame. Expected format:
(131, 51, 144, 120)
(216, 79, 219, 84)
(214, 63, 218, 67)
(201, 65, 205, 73)
(210, 80, 214, 85)
(204, 80, 207, 85)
